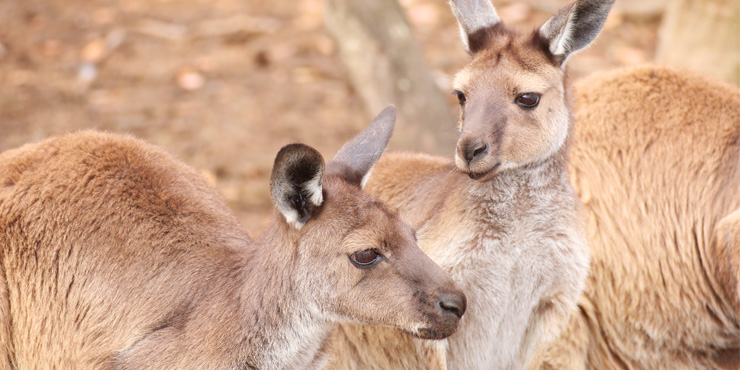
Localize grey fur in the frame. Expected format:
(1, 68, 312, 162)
(449, 0, 500, 51)
(330, 105, 396, 188)
(540, 0, 615, 65)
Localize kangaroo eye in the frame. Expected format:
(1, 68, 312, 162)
(452, 90, 466, 105)
(515, 93, 540, 108)
(350, 249, 381, 267)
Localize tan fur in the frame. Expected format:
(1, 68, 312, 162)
(453, 35, 570, 173)
(537, 65, 740, 369)
(326, 26, 589, 370)
(0, 130, 464, 369)
(326, 321, 447, 370)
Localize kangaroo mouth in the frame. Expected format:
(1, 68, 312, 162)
(411, 327, 452, 340)
(467, 162, 501, 181)
(404, 318, 460, 340)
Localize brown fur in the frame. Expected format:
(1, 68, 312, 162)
(536, 65, 740, 369)
(325, 21, 589, 370)
(325, 0, 619, 367)
(0, 130, 464, 369)
(453, 26, 573, 177)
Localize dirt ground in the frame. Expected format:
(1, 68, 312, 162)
(0, 0, 660, 236)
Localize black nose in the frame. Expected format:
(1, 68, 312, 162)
(437, 293, 466, 318)
(460, 142, 488, 164)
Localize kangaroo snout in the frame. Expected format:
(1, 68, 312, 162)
(438, 291, 466, 319)
(458, 140, 489, 164)
(402, 250, 468, 341)
(416, 285, 466, 340)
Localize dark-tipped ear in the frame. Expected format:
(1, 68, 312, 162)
(449, 0, 500, 53)
(327, 105, 396, 189)
(270, 144, 325, 229)
(539, 0, 614, 66)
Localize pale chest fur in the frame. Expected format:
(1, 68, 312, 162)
(418, 177, 588, 370)
(246, 305, 332, 370)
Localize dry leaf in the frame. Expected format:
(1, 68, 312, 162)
(82, 38, 106, 63)
(176, 68, 206, 91)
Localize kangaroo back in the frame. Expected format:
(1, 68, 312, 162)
(0, 131, 249, 369)
(0, 108, 466, 369)
(540, 65, 740, 369)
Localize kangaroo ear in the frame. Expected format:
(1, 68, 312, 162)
(327, 105, 396, 189)
(449, 0, 501, 53)
(270, 144, 325, 229)
(539, 0, 614, 66)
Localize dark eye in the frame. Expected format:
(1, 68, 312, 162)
(452, 90, 466, 105)
(349, 249, 381, 267)
(515, 93, 540, 108)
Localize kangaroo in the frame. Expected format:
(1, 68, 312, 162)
(0, 106, 466, 370)
(536, 65, 740, 369)
(326, 1, 613, 369)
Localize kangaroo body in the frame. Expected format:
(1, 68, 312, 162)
(0, 132, 259, 369)
(326, 1, 614, 368)
(540, 65, 740, 370)
(0, 107, 465, 369)
(330, 150, 587, 369)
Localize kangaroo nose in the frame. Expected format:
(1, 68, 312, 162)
(460, 142, 489, 164)
(437, 293, 467, 318)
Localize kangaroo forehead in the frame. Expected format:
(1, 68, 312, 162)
(467, 24, 555, 69)
(455, 42, 560, 92)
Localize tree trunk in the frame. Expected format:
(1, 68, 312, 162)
(325, 0, 456, 155)
(656, 0, 740, 85)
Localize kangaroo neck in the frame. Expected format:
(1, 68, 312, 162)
(238, 218, 332, 369)
(467, 149, 570, 204)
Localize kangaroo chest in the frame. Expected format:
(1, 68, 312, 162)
(419, 189, 581, 370)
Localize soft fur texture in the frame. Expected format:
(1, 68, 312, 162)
(325, 150, 588, 370)
(324, 1, 614, 368)
(0, 126, 465, 369)
(537, 65, 740, 370)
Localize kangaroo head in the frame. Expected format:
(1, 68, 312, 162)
(270, 106, 466, 339)
(449, 0, 613, 180)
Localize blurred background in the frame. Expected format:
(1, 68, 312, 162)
(0, 0, 737, 236)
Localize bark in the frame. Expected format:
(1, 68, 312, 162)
(656, 0, 740, 85)
(325, 0, 456, 155)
